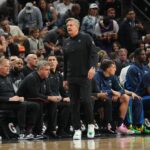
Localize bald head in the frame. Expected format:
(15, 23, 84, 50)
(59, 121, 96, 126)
(26, 54, 37, 61)
(26, 54, 38, 68)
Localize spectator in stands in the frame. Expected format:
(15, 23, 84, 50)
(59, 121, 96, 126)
(57, 3, 81, 28)
(52, 0, 61, 8)
(118, 9, 145, 53)
(56, 0, 73, 17)
(106, 7, 116, 19)
(0, 29, 7, 57)
(0, 58, 40, 140)
(17, 0, 36, 6)
(146, 46, 150, 55)
(38, 0, 57, 30)
(18, 2, 43, 35)
(81, 3, 102, 39)
(22, 54, 38, 77)
(43, 27, 65, 56)
(115, 48, 130, 76)
(97, 50, 108, 64)
(0, 17, 27, 42)
(138, 40, 146, 51)
(0, 17, 30, 57)
(144, 34, 150, 44)
(119, 52, 135, 86)
(112, 41, 121, 59)
(95, 16, 119, 52)
(4, 33, 19, 58)
(28, 28, 45, 59)
(75, 0, 89, 20)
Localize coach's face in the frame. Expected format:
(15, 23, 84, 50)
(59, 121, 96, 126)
(40, 65, 50, 79)
(66, 20, 79, 37)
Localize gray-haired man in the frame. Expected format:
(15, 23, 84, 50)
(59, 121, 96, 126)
(63, 18, 98, 140)
(17, 60, 61, 138)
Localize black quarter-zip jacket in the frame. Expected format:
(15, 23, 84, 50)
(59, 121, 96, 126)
(0, 75, 15, 102)
(47, 70, 69, 97)
(17, 72, 51, 100)
(63, 32, 98, 80)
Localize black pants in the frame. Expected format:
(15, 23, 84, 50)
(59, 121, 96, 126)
(94, 99, 112, 126)
(57, 101, 71, 132)
(68, 78, 94, 130)
(30, 102, 43, 135)
(45, 101, 71, 133)
(44, 102, 58, 133)
(0, 101, 39, 132)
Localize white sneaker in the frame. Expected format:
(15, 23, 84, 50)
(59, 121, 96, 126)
(19, 133, 34, 140)
(25, 133, 34, 140)
(145, 118, 150, 128)
(87, 124, 95, 139)
(18, 134, 26, 140)
(73, 130, 82, 140)
(70, 125, 74, 132)
(81, 124, 86, 132)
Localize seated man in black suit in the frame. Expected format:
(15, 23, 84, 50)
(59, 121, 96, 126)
(46, 54, 71, 138)
(0, 58, 40, 140)
(17, 60, 61, 138)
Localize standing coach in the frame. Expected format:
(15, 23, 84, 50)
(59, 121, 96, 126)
(63, 18, 98, 140)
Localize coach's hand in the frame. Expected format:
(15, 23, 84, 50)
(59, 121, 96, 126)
(88, 67, 95, 80)
(48, 96, 62, 102)
(9, 96, 24, 102)
(63, 80, 69, 90)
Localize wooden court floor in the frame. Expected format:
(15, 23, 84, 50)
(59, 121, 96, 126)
(1, 136, 150, 150)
